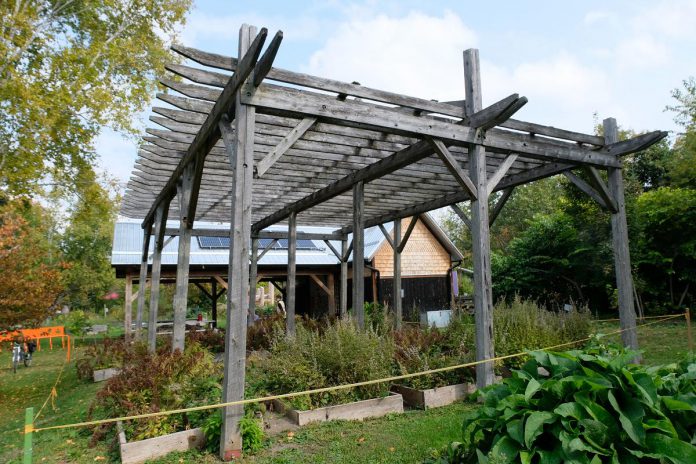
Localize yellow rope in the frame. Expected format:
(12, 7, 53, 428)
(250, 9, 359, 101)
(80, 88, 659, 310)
(594, 314, 683, 322)
(31, 313, 685, 433)
(33, 347, 69, 422)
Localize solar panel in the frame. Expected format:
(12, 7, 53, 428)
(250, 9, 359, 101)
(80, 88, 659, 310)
(197, 236, 230, 249)
(197, 236, 320, 251)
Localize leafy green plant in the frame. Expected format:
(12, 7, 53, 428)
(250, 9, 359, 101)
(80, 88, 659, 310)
(239, 416, 264, 453)
(258, 320, 394, 409)
(75, 337, 133, 380)
(89, 343, 222, 442)
(431, 346, 696, 463)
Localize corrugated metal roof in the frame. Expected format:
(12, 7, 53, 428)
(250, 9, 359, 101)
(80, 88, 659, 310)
(111, 220, 376, 267)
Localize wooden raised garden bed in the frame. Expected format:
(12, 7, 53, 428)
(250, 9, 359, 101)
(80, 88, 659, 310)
(92, 367, 120, 382)
(117, 421, 205, 464)
(390, 382, 475, 409)
(271, 392, 404, 426)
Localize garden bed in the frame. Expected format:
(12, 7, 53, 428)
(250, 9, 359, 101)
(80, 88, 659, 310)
(390, 382, 475, 410)
(92, 367, 119, 382)
(116, 421, 205, 464)
(270, 392, 404, 426)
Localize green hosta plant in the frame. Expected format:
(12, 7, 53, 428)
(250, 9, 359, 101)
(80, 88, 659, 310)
(433, 345, 696, 463)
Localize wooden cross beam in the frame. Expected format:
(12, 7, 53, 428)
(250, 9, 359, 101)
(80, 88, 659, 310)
(397, 216, 419, 254)
(256, 117, 317, 177)
(563, 171, 613, 211)
(141, 27, 272, 229)
(584, 167, 619, 213)
(450, 204, 471, 229)
(428, 137, 478, 200)
(489, 187, 515, 226)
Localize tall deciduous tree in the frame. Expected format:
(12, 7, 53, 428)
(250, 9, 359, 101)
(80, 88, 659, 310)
(0, 0, 191, 196)
(0, 200, 64, 330)
(60, 169, 119, 310)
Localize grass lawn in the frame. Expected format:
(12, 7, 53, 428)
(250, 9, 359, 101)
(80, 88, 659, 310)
(0, 318, 690, 463)
(0, 340, 112, 464)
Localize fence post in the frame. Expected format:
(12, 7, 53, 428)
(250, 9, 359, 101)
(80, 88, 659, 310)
(23, 407, 33, 464)
(686, 309, 693, 353)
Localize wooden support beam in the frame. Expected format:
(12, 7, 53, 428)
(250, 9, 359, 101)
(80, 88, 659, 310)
(249, 237, 259, 326)
(450, 204, 471, 229)
(323, 239, 342, 260)
(340, 239, 348, 318)
(143, 26, 269, 230)
(327, 273, 336, 317)
(487, 154, 518, 195)
(244, 84, 624, 168)
(253, 31, 283, 87)
(605, 117, 640, 360)
(214, 275, 228, 290)
(585, 166, 618, 213)
(172, 164, 195, 353)
(220, 24, 258, 462)
(465, 48, 495, 389)
(135, 225, 151, 340)
(171, 43, 467, 117)
(465, 93, 528, 131)
(256, 117, 317, 177)
(309, 274, 331, 295)
(163, 227, 344, 241)
(353, 181, 365, 328)
(563, 171, 611, 210)
(211, 279, 218, 328)
(148, 203, 169, 353)
(257, 238, 277, 261)
(124, 275, 133, 341)
(428, 137, 478, 200)
(397, 216, 418, 254)
(342, 240, 353, 262)
(393, 218, 402, 329)
(194, 282, 214, 300)
(489, 187, 514, 226)
(378, 224, 394, 250)
(287, 212, 297, 337)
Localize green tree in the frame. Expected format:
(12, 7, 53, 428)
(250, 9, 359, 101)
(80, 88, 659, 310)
(0, 198, 64, 330)
(634, 187, 696, 310)
(60, 170, 119, 311)
(0, 0, 191, 196)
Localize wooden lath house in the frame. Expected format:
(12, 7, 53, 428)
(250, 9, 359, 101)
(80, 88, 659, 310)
(118, 24, 666, 458)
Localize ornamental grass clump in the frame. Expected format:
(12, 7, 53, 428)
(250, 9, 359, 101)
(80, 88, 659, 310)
(427, 346, 696, 464)
(493, 296, 591, 365)
(258, 319, 394, 410)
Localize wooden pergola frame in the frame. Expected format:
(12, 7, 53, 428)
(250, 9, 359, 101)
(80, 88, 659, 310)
(119, 24, 666, 459)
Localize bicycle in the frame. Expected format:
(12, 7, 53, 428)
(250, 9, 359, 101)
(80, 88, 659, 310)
(12, 341, 22, 374)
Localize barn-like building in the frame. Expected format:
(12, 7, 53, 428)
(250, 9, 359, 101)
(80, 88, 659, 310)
(112, 214, 463, 323)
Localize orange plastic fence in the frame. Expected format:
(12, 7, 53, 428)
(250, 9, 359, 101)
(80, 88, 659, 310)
(0, 326, 66, 352)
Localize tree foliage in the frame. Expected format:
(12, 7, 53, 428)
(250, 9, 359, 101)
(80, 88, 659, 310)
(0, 200, 64, 330)
(60, 170, 119, 310)
(0, 0, 191, 196)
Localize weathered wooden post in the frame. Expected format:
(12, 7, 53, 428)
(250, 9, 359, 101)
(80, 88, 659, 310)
(352, 181, 365, 328)
(340, 238, 349, 318)
(605, 118, 641, 359)
(249, 237, 259, 326)
(464, 48, 495, 388)
(124, 274, 133, 341)
(172, 164, 195, 352)
(219, 24, 257, 460)
(148, 203, 169, 353)
(135, 226, 151, 340)
(327, 273, 336, 316)
(287, 212, 297, 336)
(393, 219, 402, 329)
(211, 278, 218, 328)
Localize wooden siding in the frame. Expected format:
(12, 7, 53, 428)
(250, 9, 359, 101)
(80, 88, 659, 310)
(373, 218, 451, 277)
(380, 276, 450, 320)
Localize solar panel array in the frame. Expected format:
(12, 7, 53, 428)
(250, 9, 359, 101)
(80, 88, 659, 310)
(197, 236, 320, 251)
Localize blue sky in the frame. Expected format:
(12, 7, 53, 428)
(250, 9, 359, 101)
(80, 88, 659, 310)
(98, 0, 696, 187)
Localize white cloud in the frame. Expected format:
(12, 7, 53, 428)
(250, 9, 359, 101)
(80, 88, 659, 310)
(304, 10, 477, 101)
(583, 10, 612, 25)
(615, 35, 670, 69)
(180, 11, 322, 47)
(630, 0, 696, 40)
